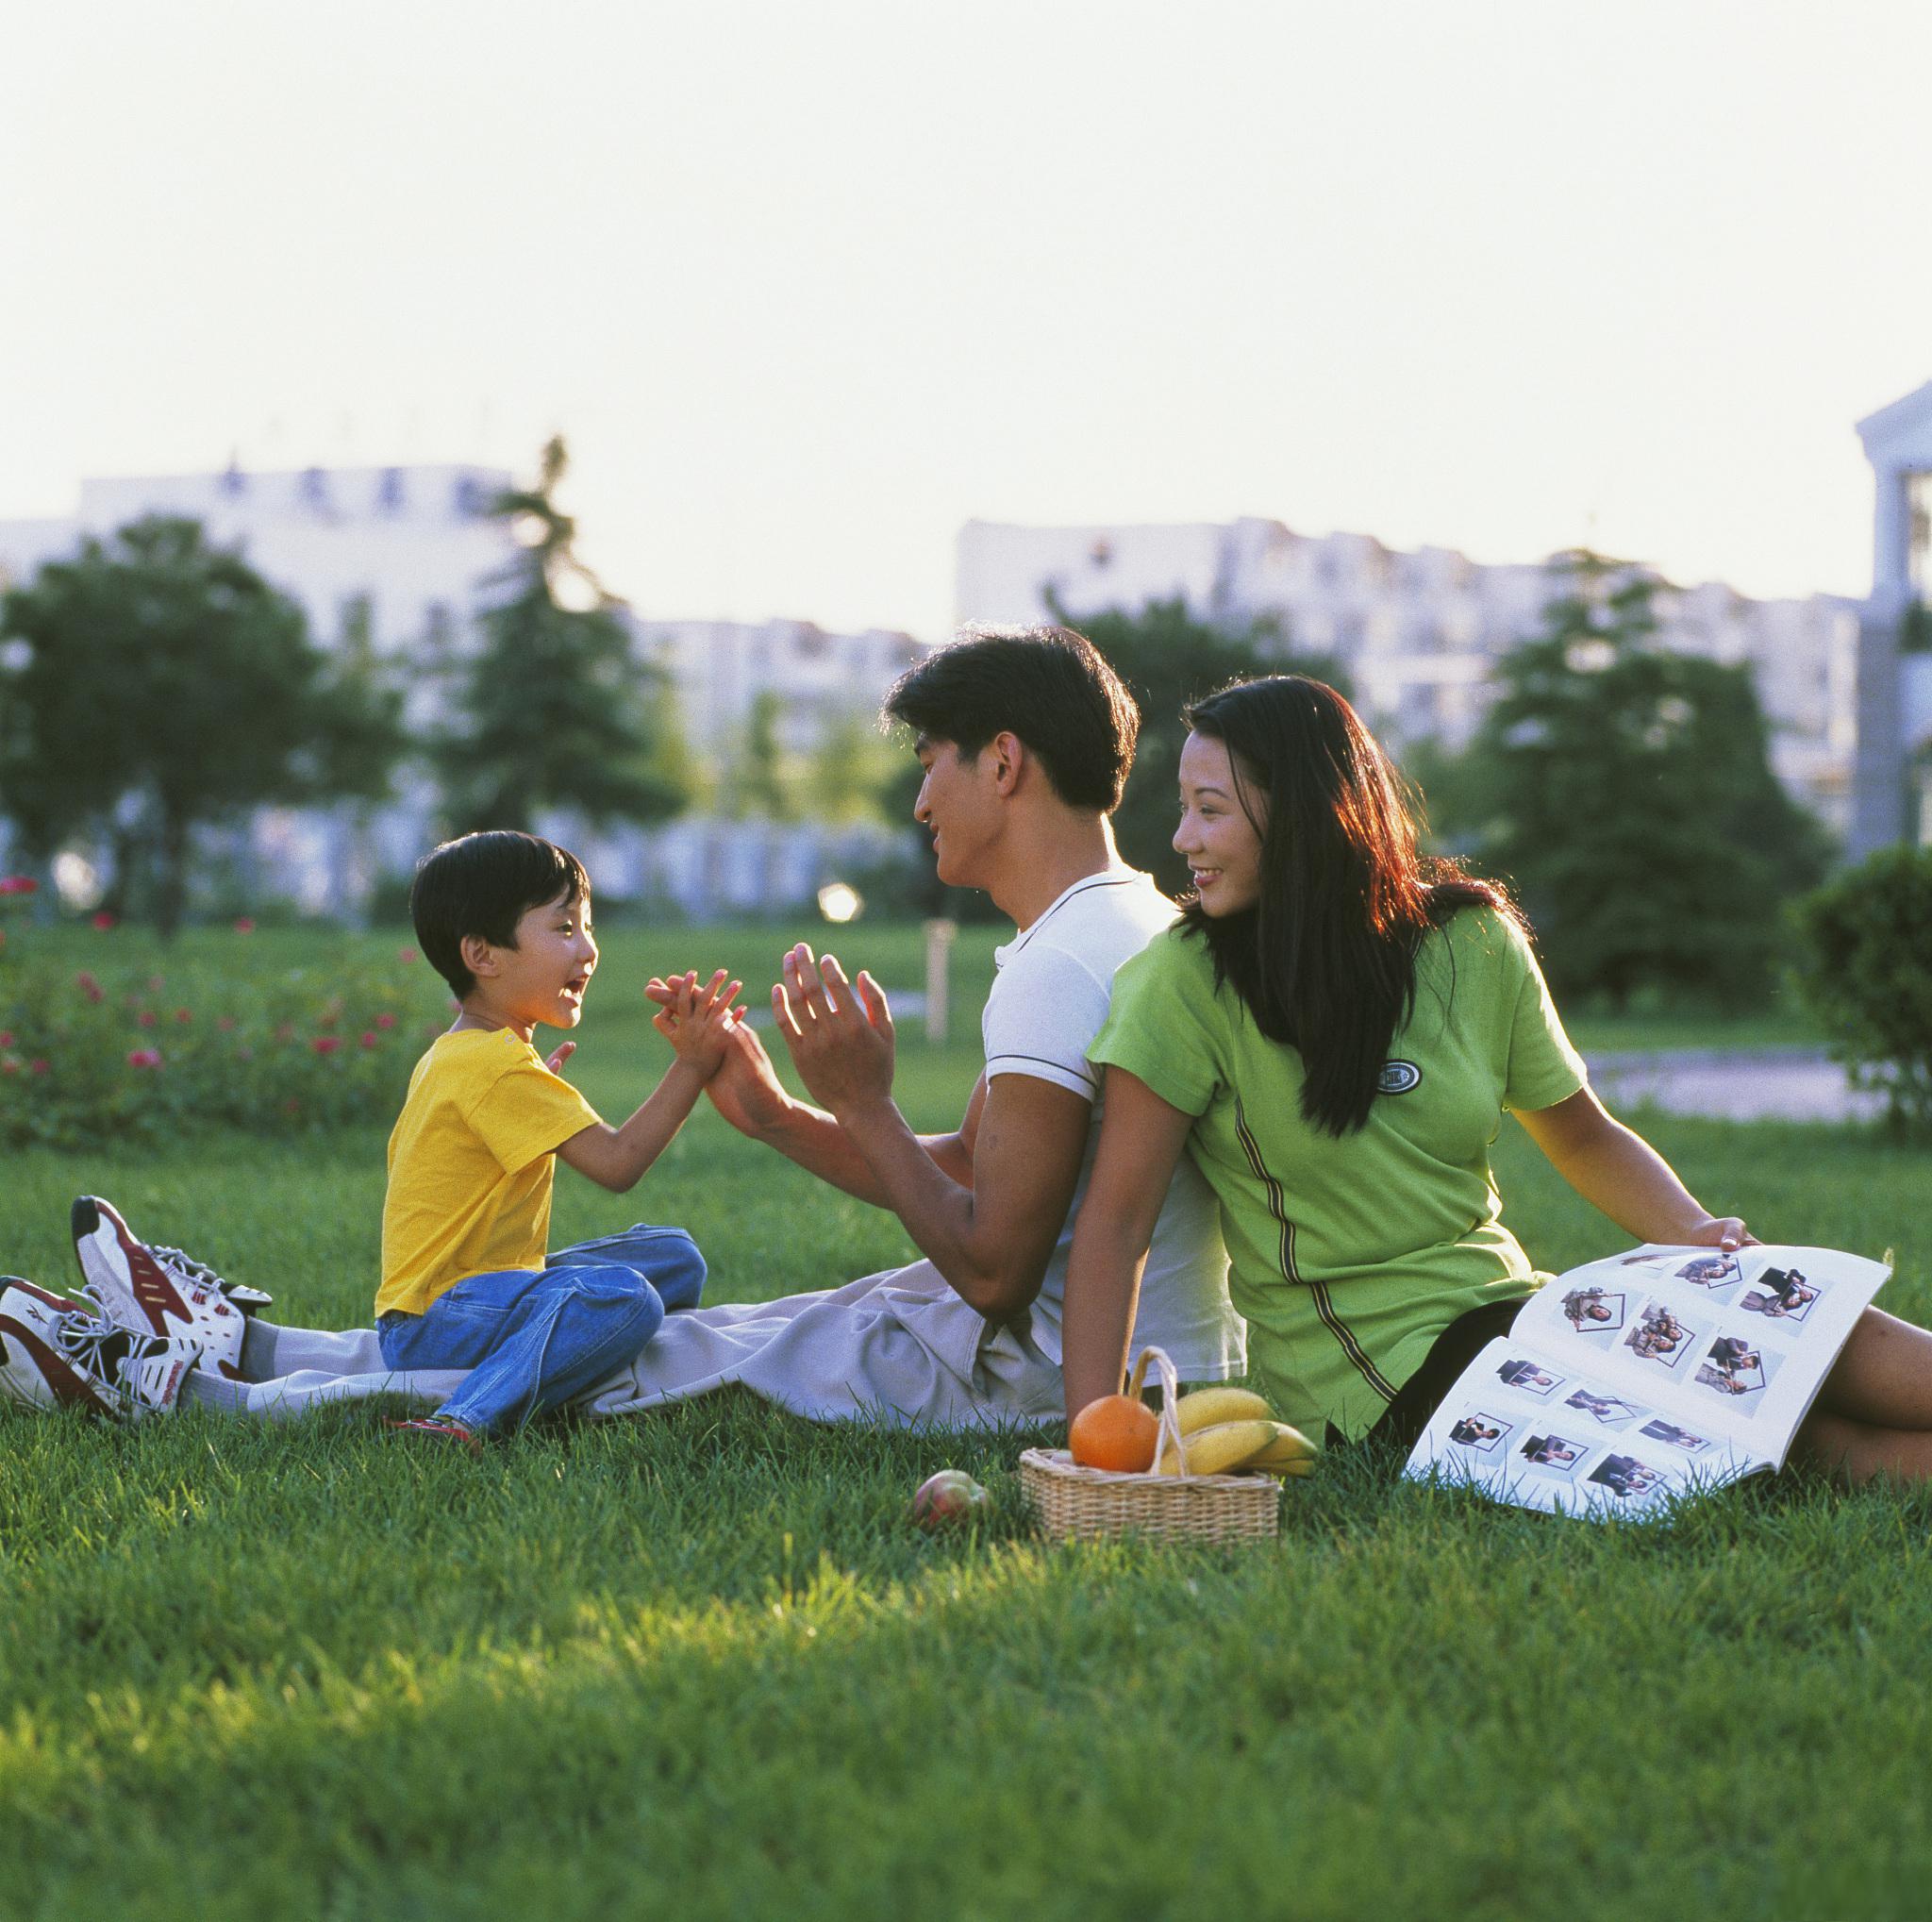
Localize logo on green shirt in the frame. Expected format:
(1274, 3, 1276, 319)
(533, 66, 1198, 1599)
(1377, 1060, 1423, 1095)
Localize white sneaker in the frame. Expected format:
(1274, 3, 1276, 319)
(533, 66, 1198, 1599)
(0, 1280, 198, 1419)
(1, 1279, 105, 1412)
(70, 1195, 249, 1375)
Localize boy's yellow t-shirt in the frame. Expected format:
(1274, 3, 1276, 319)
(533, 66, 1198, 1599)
(376, 1028, 603, 1319)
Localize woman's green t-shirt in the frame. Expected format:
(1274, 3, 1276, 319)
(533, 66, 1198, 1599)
(1088, 908, 1588, 1441)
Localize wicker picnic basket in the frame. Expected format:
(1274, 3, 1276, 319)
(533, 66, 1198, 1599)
(1021, 1345, 1280, 1545)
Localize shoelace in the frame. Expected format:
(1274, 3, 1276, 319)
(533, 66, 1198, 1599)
(153, 1244, 271, 1308)
(51, 1312, 140, 1408)
(153, 1245, 225, 1296)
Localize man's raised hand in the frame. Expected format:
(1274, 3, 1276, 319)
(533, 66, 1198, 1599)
(771, 943, 895, 1115)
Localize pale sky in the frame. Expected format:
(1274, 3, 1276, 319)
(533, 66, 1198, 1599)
(3, 1, 1926, 640)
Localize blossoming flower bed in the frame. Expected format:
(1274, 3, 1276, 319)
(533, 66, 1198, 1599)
(0, 883, 447, 1146)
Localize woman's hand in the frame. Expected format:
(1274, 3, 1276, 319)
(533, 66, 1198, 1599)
(1679, 1213, 1759, 1253)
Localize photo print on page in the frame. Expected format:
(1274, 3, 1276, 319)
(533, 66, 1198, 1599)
(1692, 1334, 1783, 1409)
(1621, 1299, 1709, 1374)
(1518, 1430, 1590, 1477)
(1560, 1286, 1628, 1345)
(1737, 1265, 1826, 1327)
(1674, 1252, 1746, 1301)
(1564, 1387, 1641, 1429)
(1640, 1417, 1713, 1456)
(1495, 1356, 1565, 1398)
(1448, 1409, 1514, 1453)
(1587, 1453, 1672, 1502)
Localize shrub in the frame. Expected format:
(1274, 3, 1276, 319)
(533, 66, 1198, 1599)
(0, 888, 443, 1147)
(1793, 844, 1932, 1132)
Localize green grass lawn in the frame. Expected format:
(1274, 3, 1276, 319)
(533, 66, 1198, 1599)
(0, 927, 1924, 1919)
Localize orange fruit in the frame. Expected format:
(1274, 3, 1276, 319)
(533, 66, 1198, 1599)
(1069, 1393, 1159, 1473)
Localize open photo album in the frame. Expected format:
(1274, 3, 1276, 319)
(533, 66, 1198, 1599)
(1403, 1242, 1892, 1518)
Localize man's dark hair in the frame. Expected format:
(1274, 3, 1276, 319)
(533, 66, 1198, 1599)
(410, 830, 590, 998)
(882, 624, 1139, 811)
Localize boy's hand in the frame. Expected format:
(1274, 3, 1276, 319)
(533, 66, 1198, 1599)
(545, 1040, 577, 1076)
(771, 944, 894, 1115)
(648, 969, 744, 1078)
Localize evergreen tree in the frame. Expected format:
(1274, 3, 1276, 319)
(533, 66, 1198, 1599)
(722, 689, 799, 822)
(439, 436, 689, 835)
(0, 515, 402, 936)
(1442, 551, 1833, 1008)
(1062, 595, 1346, 896)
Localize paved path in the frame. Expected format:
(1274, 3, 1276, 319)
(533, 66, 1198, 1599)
(1587, 1048, 1882, 1124)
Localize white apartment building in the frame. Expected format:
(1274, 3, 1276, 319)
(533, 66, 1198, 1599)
(958, 517, 1860, 838)
(632, 616, 924, 762)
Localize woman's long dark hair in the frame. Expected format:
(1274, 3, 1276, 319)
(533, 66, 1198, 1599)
(1178, 676, 1512, 1137)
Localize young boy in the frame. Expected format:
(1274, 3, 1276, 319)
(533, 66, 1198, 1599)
(8, 830, 741, 1446)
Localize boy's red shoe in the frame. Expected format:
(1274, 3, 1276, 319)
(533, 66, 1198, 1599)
(385, 1415, 482, 1456)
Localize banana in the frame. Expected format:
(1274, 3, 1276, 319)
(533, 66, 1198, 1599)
(1173, 1386, 1275, 1436)
(1243, 1429, 1321, 1476)
(1156, 1417, 1279, 1478)
(1258, 1456, 1319, 1479)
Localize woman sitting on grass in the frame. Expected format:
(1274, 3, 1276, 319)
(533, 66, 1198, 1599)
(1060, 675, 1932, 1483)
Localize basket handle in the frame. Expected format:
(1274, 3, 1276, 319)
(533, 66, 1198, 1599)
(1126, 1344, 1191, 1479)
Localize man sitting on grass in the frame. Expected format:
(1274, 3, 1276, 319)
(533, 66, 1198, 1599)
(3, 831, 740, 1446)
(7, 627, 1242, 1432)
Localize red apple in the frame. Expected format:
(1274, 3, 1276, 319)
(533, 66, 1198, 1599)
(909, 1468, 990, 1529)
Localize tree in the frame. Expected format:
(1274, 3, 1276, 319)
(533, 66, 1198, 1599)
(0, 515, 404, 937)
(722, 689, 799, 822)
(791, 708, 902, 827)
(1795, 845, 1932, 1133)
(1433, 551, 1833, 1008)
(1060, 594, 1347, 896)
(438, 436, 689, 835)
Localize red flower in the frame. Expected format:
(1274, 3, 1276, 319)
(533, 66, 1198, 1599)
(234, 917, 256, 933)
(397, 946, 419, 964)
(311, 1035, 342, 1056)
(0, 1031, 12, 1049)
(175, 1009, 193, 1025)
(0, 876, 38, 895)
(359, 1031, 378, 1050)
(29, 1059, 50, 1076)
(0, 1058, 19, 1078)
(92, 911, 116, 930)
(82, 983, 104, 1004)
(217, 1015, 237, 1032)
(126, 1048, 162, 1070)
(138, 1011, 158, 1028)
(375, 1012, 397, 1030)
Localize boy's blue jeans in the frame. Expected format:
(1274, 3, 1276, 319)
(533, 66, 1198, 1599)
(375, 1224, 706, 1436)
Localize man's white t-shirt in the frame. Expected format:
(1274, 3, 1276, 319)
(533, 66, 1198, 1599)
(980, 865, 1245, 1381)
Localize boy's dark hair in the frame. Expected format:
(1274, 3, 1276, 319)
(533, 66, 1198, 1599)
(410, 831, 590, 998)
(881, 624, 1139, 812)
